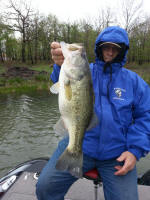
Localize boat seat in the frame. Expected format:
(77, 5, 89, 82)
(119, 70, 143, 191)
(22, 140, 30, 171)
(83, 168, 102, 200)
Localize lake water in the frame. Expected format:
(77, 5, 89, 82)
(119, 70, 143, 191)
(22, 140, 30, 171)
(0, 90, 150, 178)
(0, 91, 60, 177)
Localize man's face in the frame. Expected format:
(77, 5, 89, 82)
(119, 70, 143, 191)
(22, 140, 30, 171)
(102, 44, 120, 62)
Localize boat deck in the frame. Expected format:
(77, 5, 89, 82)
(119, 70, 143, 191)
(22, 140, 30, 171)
(1, 172, 150, 200)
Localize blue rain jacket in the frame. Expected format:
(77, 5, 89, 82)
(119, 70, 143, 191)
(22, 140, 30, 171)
(50, 26, 150, 161)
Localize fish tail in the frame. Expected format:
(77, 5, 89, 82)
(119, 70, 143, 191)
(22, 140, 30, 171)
(56, 149, 83, 178)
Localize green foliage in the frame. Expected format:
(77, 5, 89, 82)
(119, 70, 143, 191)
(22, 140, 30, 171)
(1, 10, 150, 65)
(7, 77, 23, 84)
(0, 65, 6, 74)
(0, 77, 6, 86)
(30, 64, 51, 73)
(0, 1, 150, 95)
(0, 75, 53, 94)
(34, 74, 49, 81)
(128, 21, 150, 65)
(0, 3, 150, 75)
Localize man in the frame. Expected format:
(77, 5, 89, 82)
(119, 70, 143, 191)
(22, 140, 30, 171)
(36, 26, 150, 200)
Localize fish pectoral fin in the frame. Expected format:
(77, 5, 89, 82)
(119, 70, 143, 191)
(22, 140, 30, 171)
(50, 82, 59, 94)
(64, 82, 72, 101)
(64, 76, 70, 86)
(86, 111, 99, 131)
(53, 117, 68, 136)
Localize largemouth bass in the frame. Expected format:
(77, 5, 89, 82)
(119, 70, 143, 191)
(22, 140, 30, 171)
(50, 42, 97, 177)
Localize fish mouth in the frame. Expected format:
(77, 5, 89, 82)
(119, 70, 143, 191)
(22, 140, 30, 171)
(68, 43, 84, 51)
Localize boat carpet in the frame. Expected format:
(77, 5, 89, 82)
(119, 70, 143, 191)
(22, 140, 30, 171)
(1, 172, 150, 200)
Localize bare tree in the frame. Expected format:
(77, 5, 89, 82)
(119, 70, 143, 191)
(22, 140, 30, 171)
(118, 0, 143, 32)
(94, 7, 116, 34)
(5, 0, 34, 62)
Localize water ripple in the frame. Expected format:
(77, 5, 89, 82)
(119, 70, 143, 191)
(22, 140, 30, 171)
(0, 91, 59, 177)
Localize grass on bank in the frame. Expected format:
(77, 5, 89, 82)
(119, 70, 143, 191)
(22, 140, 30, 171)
(0, 63, 53, 94)
(126, 63, 150, 84)
(29, 64, 51, 73)
(0, 81, 51, 94)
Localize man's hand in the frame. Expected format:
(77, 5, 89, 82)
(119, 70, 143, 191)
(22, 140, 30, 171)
(114, 151, 137, 176)
(51, 42, 64, 66)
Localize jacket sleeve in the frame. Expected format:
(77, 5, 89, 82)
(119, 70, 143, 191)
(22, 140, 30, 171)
(50, 64, 61, 83)
(127, 76, 150, 160)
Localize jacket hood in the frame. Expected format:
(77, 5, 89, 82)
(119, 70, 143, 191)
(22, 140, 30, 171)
(95, 26, 129, 66)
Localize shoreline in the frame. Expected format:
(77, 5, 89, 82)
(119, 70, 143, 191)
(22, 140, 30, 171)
(0, 63, 53, 94)
(0, 62, 149, 94)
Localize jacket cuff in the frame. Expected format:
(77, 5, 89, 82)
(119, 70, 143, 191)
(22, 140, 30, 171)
(54, 63, 61, 69)
(50, 64, 61, 83)
(128, 148, 143, 161)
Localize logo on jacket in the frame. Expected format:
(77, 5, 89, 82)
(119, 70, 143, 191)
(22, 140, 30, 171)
(115, 89, 122, 98)
(113, 88, 126, 100)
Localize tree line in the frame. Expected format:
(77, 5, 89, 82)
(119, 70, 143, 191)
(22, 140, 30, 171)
(0, 0, 150, 65)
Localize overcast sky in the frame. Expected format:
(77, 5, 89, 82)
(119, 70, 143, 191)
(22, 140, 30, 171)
(1, 0, 150, 22)
(30, 0, 150, 22)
